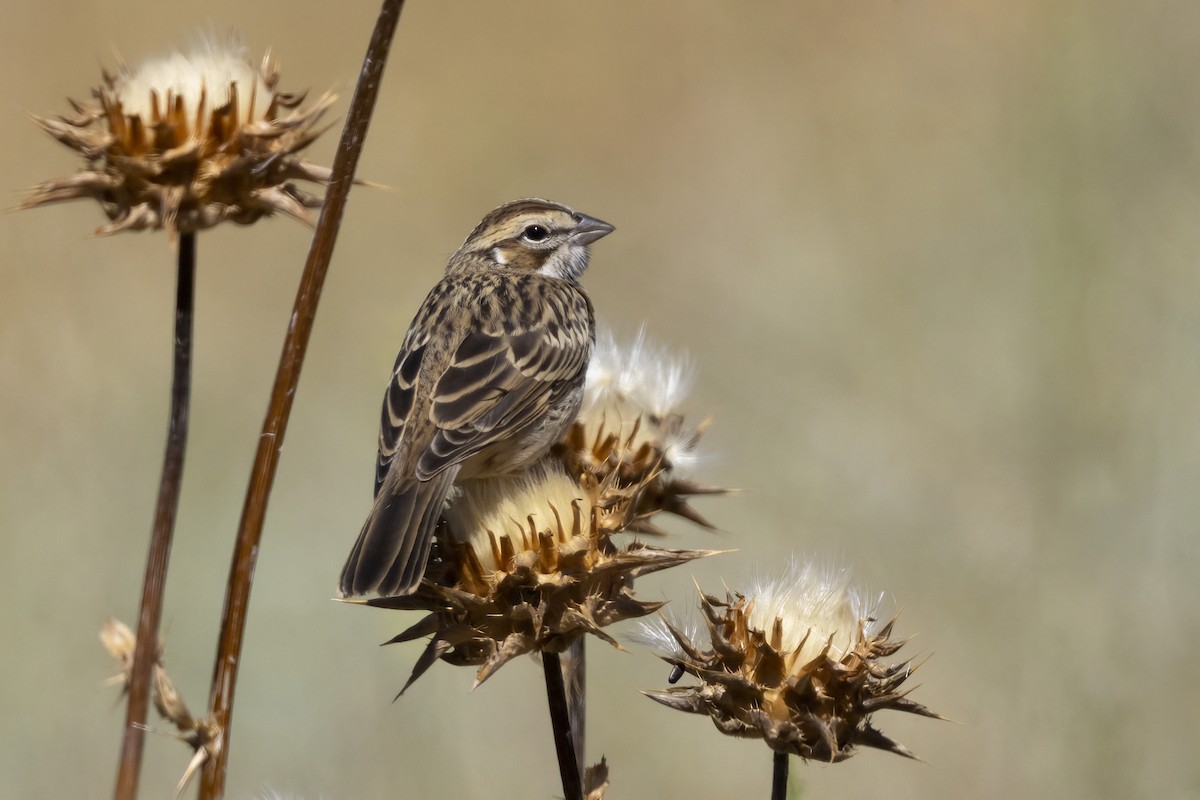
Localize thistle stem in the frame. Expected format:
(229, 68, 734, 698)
(562, 638, 586, 780)
(197, 2, 407, 798)
(771, 751, 789, 800)
(542, 651, 583, 800)
(114, 232, 196, 800)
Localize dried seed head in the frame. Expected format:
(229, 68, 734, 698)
(641, 560, 942, 763)
(556, 329, 722, 537)
(20, 33, 335, 236)
(579, 328, 699, 469)
(361, 458, 723, 692)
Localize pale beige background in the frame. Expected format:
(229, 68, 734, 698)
(3, 2, 1198, 799)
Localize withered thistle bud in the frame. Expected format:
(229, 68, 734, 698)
(640, 560, 942, 762)
(20, 33, 335, 236)
(99, 618, 204, 744)
(100, 619, 217, 793)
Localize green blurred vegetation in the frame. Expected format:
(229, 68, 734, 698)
(2, 2, 1198, 798)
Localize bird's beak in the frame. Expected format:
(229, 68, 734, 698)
(570, 213, 615, 245)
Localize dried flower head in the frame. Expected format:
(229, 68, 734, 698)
(355, 330, 728, 692)
(361, 460, 721, 692)
(555, 328, 722, 537)
(21, 34, 335, 236)
(640, 560, 941, 762)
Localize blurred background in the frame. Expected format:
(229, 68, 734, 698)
(3, 1, 1199, 798)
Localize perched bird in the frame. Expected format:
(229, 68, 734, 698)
(339, 198, 614, 597)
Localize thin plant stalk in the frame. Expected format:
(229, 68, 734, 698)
(114, 232, 196, 800)
(771, 752, 789, 800)
(542, 651, 583, 800)
(197, 2, 407, 797)
(562, 638, 586, 780)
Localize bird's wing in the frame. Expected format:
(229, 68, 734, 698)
(414, 295, 592, 481)
(376, 278, 592, 490)
(375, 323, 431, 496)
(351, 276, 590, 598)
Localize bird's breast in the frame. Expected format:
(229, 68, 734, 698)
(458, 383, 585, 479)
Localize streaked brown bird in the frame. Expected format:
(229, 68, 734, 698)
(339, 198, 614, 597)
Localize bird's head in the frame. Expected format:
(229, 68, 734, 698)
(452, 198, 614, 281)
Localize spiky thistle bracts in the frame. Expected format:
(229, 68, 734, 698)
(641, 561, 942, 763)
(359, 459, 722, 693)
(20, 33, 335, 236)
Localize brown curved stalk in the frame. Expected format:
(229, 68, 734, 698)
(197, 2, 407, 797)
(115, 232, 196, 800)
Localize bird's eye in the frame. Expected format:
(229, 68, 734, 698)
(522, 224, 550, 242)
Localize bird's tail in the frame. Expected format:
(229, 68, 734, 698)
(339, 468, 458, 597)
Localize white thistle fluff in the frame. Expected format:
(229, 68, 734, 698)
(581, 327, 699, 470)
(444, 460, 585, 570)
(255, 790, 312, 800)
(116, 34, 273, 124)
(630, 609, 702, 660)
(746, 558, 883, 664)
(637, 558, 883, 666)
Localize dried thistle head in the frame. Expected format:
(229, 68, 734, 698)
(640, 561, 942, 762)
(555, 328, 722, 536)
(361, 460, 722, 692)
(20, 33, 335, 236)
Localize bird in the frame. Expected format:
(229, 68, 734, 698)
(339, 198, 614, 597)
